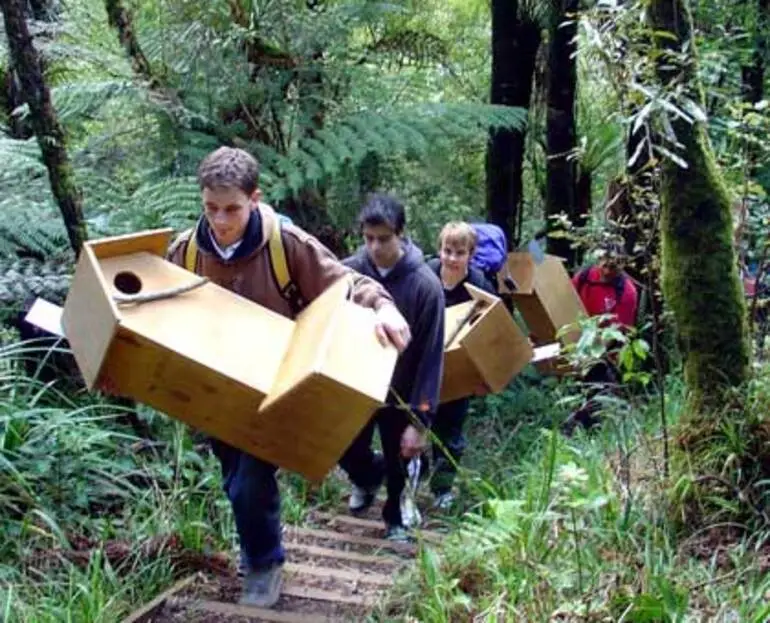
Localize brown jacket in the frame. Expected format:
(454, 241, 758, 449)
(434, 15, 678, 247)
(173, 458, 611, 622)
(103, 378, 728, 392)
(166, 204, 394, 318)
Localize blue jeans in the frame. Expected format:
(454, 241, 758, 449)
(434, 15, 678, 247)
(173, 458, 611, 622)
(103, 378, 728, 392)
(210, 439, 284, 571)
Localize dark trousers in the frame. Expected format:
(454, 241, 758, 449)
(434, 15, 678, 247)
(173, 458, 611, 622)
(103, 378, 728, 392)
(429, 398, 470, 495)
(563, 360, 618, 435)
(338, 405, 409, 526)
(210, 439, 284, 572)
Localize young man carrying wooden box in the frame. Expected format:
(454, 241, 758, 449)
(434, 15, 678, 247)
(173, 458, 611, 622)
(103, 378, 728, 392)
(161, 147, 411, 608)
(338, 193, 446, 542)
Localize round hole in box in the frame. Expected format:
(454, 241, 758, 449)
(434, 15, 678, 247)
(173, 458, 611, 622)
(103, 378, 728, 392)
(114, 271, 143, 295)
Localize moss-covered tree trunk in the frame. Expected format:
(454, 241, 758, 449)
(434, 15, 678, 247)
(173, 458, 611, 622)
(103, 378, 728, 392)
(648, 0, 749, 412)
(545, 0, 580, 266)
(486, 0, 542, 248)
(1, 0, 87, 256)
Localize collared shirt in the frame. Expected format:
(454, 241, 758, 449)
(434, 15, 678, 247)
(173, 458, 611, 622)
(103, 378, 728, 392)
(208, 229, 242, 260)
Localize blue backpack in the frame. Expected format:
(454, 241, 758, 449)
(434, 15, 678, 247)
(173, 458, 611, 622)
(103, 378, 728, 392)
(470, 223, 512, 291)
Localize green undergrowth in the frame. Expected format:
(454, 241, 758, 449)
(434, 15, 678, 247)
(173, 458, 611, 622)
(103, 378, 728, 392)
(4, 338, 770, 622)
(377, 375, 770, 622)
(0, 339, 346, 622)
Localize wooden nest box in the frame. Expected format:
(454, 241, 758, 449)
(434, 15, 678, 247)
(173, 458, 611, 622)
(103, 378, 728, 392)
(498, 252, 586, 345)
(440, 284, 533, 403)
(60, 229, 398, 481)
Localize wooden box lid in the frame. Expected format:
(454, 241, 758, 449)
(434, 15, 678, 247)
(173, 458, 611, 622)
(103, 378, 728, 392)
(440, 284, 533, 403)
(61, 229, 397, 481)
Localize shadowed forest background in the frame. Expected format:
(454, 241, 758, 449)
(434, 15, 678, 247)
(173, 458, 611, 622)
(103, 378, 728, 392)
(2, 0, 770, 620)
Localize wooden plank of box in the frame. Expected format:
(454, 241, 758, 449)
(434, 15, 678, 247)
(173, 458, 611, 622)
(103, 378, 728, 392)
(531, 341, 575, 377)
(439, 284, 533, 403)
(61, 229, 398, 481)
(498, 252, 586, 344)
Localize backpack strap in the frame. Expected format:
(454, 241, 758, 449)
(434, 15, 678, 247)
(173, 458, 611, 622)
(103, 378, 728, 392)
(182, 220, 305, 316)
(267, 220, 305, 316)
(184, 229, 198, 273)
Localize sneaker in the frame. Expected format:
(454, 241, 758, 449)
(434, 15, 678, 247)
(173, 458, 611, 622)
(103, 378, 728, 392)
(239, 564, 283, 609)
(349, 482, 381, 515)
(433, 491, 455, 511)
(385, 524, 412, 543)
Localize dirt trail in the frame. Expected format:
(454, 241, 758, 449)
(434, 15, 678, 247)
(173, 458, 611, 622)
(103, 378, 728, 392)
(122, 502, 446, 623)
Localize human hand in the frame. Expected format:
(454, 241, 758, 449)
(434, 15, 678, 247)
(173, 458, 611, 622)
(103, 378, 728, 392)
(374, 303, 411, 353)
(400, 424, 427, 459)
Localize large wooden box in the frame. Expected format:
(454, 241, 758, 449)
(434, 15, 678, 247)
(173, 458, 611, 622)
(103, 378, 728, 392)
(440, 284, 533, 403)
(498, 252, 586, 344)
(60, 229, 398, 481)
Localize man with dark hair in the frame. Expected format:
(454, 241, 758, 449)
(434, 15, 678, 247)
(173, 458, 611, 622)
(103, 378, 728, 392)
(338, 192, 445, 541)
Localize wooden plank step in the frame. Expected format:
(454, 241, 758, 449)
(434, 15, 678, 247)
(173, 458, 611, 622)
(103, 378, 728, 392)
(167, 597, 334, 623)
(312, 512, 445, 544)
(282, 584, 378, 605)
(283, 542, 402, 566)
(285, 526, 415, 554)
(284, 562, 391, 587)
(121, 574, 199, 623)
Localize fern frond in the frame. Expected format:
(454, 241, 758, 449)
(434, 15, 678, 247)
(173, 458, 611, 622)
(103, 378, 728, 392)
(0, 136, 48, 183)
(0, 197, 70, 260)
(257, 103, 528, 201)
(0, 257, 73, 306)
(49, 80, 140, 123)
(367, 29, 449, 67)
(92, 177, 201, 235)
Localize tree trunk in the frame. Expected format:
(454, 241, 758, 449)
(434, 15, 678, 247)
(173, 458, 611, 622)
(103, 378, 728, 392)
(28, 0, 57, 21)
(1, 0, 87, 256)
(104, 0, 156, 85)
(1, 63, 33, 138)
(486, 0, 542, 248)
(648, 0, 749, 412)
(545, 0, 580, 266)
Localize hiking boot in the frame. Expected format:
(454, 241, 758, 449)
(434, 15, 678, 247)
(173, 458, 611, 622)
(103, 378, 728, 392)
(349, 483, 380, 515)
(385, 524, 412, 543)
(432, 491, 455, 511)
(239, 564, 283, 609)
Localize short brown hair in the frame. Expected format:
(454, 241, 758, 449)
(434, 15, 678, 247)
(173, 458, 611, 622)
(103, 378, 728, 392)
(438, 221, 477, 254)
(197, 147, 260, 195)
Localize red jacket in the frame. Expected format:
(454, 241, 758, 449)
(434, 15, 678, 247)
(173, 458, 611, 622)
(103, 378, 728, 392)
(572, 266, 638, 328)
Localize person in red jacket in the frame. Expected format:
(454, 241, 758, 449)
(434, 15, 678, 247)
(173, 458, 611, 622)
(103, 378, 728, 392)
(571, 245, 638, 328)
(563, 242, 639, 436)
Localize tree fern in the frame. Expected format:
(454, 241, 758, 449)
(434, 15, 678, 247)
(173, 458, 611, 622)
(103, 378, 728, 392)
(252, 102, 528, 201)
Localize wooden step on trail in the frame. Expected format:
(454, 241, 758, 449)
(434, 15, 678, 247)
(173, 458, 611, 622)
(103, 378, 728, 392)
(310, 511, 445, 545)
(121, 511, 436, 622)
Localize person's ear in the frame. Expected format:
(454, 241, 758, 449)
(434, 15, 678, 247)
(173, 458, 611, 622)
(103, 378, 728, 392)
(249, 188, 262, 209)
